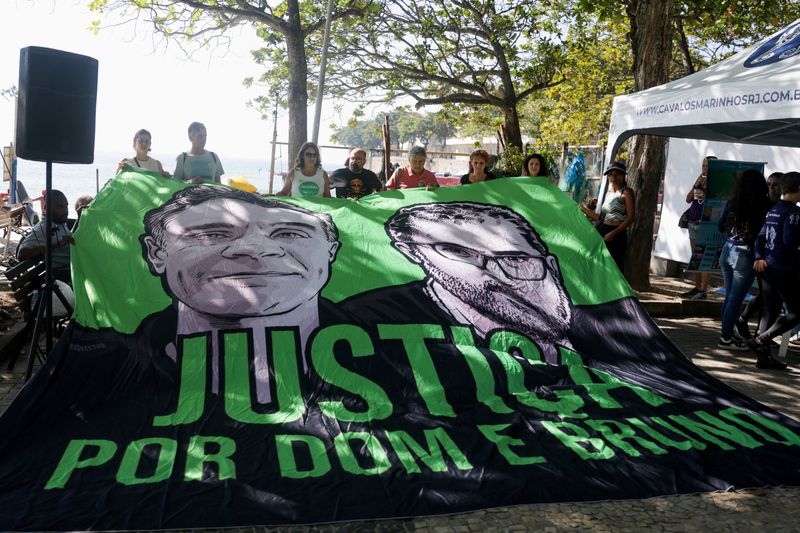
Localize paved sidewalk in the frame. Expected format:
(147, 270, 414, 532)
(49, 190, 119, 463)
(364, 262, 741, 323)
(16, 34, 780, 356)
(2, 316, 800, 532)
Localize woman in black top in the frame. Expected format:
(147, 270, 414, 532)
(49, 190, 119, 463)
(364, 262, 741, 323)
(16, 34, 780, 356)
(715, 169, 769, 351)
(460, 149, 497, 184)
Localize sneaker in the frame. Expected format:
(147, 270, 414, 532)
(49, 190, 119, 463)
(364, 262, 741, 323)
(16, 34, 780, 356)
(681, 287, 700, 297)
(755, 356, 788, 370)
(791, 332, 800, 346)
(718, 336, 749, 351)
(735, 318, 752, 340)
(690, 291, 707, 300)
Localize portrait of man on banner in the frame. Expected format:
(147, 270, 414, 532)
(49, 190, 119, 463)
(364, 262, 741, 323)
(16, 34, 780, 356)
(341, 202, 574, 364)
(137, 185, 348, 398)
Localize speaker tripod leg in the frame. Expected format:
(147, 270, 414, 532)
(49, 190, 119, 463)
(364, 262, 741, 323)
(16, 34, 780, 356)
(24, 288, 47, 382)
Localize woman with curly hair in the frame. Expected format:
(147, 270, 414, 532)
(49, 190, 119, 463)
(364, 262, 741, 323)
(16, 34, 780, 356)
(521, 153, 548, 178)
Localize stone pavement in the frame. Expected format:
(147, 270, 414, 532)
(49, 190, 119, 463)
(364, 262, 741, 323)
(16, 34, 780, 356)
(2, 314, 800, 532)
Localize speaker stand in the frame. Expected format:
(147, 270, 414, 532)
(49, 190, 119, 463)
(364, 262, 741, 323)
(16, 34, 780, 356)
(24, 161, 56, 381)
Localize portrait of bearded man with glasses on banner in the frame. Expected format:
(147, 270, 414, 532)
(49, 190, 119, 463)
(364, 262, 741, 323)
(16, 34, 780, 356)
(341, 202, 574, 364)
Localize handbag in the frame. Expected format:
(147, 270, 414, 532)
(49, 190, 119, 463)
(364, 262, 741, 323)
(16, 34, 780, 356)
(678, 208, 690, 229)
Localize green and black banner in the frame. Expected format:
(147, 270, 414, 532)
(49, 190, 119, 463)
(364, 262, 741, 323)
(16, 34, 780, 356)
(1, 172, 800, 530)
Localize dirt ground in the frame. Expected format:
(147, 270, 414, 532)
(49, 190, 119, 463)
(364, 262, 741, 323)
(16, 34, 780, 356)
(0, 231, 23, 336)
(0, 289, 21, 336)
(0, 231, 22, 336)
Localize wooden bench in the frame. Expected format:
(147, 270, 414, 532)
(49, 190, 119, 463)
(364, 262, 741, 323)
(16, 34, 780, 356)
(0, 258, 73, 377)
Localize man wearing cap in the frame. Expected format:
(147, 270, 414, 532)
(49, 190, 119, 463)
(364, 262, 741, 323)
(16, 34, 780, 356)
(580, 160, 635, 271)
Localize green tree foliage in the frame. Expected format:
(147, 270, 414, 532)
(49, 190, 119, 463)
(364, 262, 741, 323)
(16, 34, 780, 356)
(330, 115, 387, 149)
(325, 0, 569, 151)
(492, 145, 525, 177)
(437, 104, 504, 144)
(534, 1, 800, 150)
(332, 110, 456, 149)
(396, 111, 456, 148)
(534, 21, 633, 147)
(88, 0, 366, 160)
(673, 1, 800, 74)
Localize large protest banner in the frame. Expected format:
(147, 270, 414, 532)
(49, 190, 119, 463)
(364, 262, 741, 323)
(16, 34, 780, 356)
(1, 171, 800, 531)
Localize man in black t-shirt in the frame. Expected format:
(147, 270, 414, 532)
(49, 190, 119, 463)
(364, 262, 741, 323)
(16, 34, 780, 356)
(329, 148, 384, 199)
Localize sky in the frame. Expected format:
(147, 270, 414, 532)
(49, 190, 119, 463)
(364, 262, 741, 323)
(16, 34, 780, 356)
(0, 1, 355, 161)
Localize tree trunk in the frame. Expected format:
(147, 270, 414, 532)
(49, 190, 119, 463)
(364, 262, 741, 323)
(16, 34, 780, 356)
(502, 106, 523, 151)
(675, 18, 695, 76)
(285, 0, 308, 162)
(624, 0, 673, 291)
(626, 135, 667, 290)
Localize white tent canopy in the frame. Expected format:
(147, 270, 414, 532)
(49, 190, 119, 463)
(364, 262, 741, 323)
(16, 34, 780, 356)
(604, 18, 800, 165)
(654, 138, 800, 264)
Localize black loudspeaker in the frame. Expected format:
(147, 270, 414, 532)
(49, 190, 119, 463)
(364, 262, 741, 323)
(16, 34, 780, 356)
(16, 47, 98, 164)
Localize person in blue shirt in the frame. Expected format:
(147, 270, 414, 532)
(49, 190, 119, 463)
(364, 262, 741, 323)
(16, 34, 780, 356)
(750, 171, 800, 370)
(735, 171, 783, 339)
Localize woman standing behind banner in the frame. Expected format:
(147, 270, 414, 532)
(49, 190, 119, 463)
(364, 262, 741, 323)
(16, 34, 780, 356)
(521, 153, 550, 181)
(716, 169, 770, 351)
(277, 141, 331, 197)
(460, 149, 497, 184)
(682, 155, 716, 300)
(116, 129, 170, 177)
(580, 161, 635, 272)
